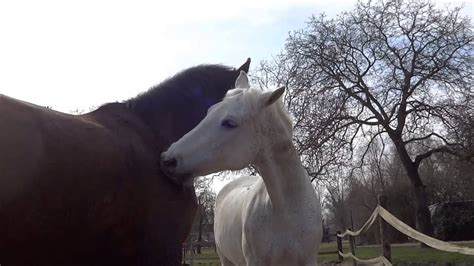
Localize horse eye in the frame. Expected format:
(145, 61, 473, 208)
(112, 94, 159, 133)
(221, 119, 238, 129)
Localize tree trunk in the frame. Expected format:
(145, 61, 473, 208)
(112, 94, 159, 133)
(413, 184, 434, 238)
(393, 140, 435, 240)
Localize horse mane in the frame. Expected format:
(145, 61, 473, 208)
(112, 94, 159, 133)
(114, 63, 246, 150)
(125, 64, 236, 113)
(225, 88, 245, 98)
(273, 98, 293, 132)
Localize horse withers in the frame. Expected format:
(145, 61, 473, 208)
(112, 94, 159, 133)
(161, 71, 322, 265)
(0, 58, 250, 266)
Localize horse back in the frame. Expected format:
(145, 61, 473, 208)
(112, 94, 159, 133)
(0, 96, 143, 202)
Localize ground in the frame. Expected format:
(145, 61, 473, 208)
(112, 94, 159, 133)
(183, 241, 474, 265)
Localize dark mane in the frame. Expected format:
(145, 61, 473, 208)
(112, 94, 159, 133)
(121, 61, 250, 149)
(126, 64, 237, 113)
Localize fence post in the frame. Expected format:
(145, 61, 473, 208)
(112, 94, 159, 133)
(336, 231, 343, 262)
(378, 195, 392, 262)
(348, 228, 357, 266)
(182, 244, 186, 265)
(189, 238, 194, 266)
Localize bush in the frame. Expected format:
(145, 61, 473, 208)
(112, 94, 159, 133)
(431, 201, 474, 241)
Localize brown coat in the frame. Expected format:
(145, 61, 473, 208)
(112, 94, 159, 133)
(0, 59, 250, 265)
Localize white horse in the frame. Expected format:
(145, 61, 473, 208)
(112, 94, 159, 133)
(161, 71, 322, 266)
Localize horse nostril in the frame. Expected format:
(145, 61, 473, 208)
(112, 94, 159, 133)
(162, 158, 178, 169)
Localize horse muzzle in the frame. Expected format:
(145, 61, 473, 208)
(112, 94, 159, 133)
(160, 152, 194, 186)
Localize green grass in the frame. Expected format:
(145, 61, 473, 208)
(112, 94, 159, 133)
(183, 248, 220, 266)
(183, 241, 474, 265)
(332, 241, 474, 265)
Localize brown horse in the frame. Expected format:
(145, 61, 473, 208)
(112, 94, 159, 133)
(0, 58, 250, 266)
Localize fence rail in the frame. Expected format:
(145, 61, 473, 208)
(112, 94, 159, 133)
(336, 195, 474, 265)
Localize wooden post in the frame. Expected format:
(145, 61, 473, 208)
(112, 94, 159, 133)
(336, 231, 343, 262)
(378, 195, 392, 262)
(348, 228, 357, 266)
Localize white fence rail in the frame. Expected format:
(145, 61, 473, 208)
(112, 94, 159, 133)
(335, 195, 474, 265)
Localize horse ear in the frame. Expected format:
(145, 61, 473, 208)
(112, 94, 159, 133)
(237, 58, 251, 73)
(235, 71, 250, 89)
(262, 86, 285, 107)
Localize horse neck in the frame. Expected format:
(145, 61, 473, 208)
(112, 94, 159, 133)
(253, 123, 315, 212)
(126, 93, 191, 149)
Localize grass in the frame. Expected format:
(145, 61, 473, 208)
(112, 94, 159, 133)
(321, 241, 474, 265)
(183, 248, 220, 266)
(183, 241, 474, 265)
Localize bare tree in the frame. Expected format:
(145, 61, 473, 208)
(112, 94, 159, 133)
(193, 177, 216, 254)
(253, 56, 353, 182)
(324, 169, 351, 231)
(257, 0, 473, 237)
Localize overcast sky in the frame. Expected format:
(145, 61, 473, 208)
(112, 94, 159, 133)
(0, 0, 471, 191)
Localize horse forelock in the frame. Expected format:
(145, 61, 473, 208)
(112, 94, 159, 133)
(225, 88, 245, 98)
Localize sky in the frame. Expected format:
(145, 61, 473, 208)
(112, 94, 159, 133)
(0, 0, 471, 192)
(0, 0, 347, 112)
(0, 0, 471, 112)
